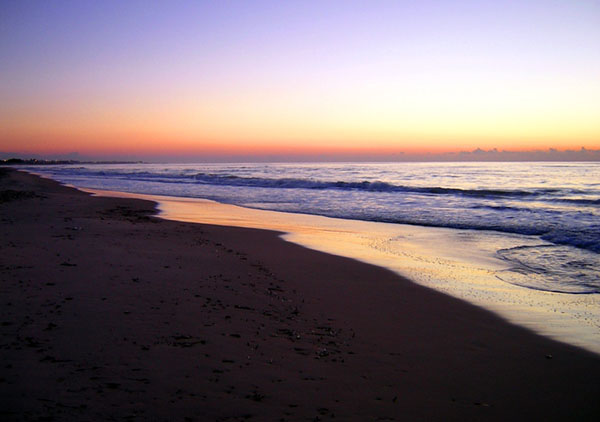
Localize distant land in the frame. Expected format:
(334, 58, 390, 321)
(0, 158, 140, 166)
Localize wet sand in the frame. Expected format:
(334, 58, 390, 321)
(95, 190, 599, 355)
(1, 168, 599, 421)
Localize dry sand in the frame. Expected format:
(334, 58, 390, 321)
(1, 168, 599, 421)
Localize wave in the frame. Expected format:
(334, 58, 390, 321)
(39, 165, 600, 254)
(191, 173, 553, 198)
(541, 229, 600, 253)
(469, 204, 539, 213)
(555, 197, 600, 206)
(497, 244, 600, 294)
(238, 202, 600, 254)
(57, 168, 551, 199)
(369, 218, 599, 253)
(74, 169, 600, 209)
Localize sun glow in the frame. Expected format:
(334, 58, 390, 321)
(1, 1, 599, 160)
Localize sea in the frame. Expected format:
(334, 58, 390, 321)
(24, 161, 600, 352)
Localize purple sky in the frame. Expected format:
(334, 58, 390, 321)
(1, 1, 599, 161)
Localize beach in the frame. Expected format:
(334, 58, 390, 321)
(1, 168, 599, 421)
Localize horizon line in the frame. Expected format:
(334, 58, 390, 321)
(2, 146, 600, 164)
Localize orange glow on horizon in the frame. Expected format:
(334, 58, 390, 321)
(2, 86, 598, 157)
(2, 128, 598, 159)
(2, 2, 599, 160)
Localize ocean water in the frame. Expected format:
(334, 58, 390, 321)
(25, 162, 599, 296)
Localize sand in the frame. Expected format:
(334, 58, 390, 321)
(1, 167, 599, 421)
(92, 189, 600, 355)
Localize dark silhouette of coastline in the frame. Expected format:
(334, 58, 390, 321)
(1, 158, 140, 165)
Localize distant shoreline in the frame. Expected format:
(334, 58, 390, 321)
(0, 158, 141, 165)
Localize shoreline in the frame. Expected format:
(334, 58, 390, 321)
(83, 187, 600, 356)
(2, 168, 600, 420)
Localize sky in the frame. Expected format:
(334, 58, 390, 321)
(1, 0, 599, 161)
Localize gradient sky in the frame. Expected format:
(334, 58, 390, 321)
(1, 0, 599, 160)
